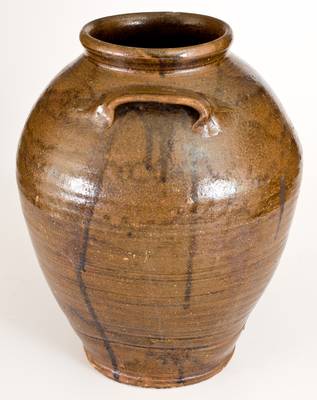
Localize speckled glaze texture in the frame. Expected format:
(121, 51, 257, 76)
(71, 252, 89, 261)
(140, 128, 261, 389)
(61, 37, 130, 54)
(17, 13, 302, 388)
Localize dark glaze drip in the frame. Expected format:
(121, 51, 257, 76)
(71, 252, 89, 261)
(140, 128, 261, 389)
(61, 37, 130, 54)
(140, 104, 176, 182)
(159, 122, 175, 183)
(75, 124, 120, 381)
(184, 157, 199, 309)
(144, 124, 154, 171)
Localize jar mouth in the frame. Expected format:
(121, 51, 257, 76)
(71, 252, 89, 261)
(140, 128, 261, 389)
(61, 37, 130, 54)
(80, 12, 232, 71)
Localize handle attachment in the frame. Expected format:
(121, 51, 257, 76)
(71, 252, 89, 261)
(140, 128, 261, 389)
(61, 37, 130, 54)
(98, 86, 223, 136)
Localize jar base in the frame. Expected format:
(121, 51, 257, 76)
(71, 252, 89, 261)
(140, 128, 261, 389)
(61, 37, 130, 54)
(84, 347, 235, 388)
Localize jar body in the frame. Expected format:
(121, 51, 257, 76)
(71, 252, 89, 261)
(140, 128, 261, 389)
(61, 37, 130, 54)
(17, 43, 301, 386)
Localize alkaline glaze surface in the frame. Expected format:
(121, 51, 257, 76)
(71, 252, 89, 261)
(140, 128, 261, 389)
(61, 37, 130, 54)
(17, 13, 302, 387)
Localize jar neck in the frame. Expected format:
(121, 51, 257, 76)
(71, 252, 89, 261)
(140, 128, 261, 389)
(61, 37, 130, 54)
(80, 12, 233, 72)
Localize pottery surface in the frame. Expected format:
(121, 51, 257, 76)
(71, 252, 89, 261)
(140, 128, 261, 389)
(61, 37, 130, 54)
(16, 12, 302, 387)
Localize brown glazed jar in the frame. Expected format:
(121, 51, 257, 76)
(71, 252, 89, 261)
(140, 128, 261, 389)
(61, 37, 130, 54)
(17, 12, 302, 388)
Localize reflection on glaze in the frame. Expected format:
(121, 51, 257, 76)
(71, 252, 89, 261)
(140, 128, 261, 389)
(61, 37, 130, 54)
(197, 178, 237, 201)
(59, 175, 96, 204)
(96, 104, 105, 116)
(201, 116, 221, 138)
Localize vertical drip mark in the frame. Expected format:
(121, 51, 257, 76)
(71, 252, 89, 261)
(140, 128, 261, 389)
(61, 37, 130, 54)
(141, 108, 175, 183)
(144, 123, 153, 171)
(159, 130, 174, 183)
(184, 235, 197, 309)
(184, 158, 199, 309)
(175, 360, 185, 385)
(275, 175, 286, 240)
(75, 127, 120, 381)
(78, 211, 93, 273)
(76, 268, 120, 380)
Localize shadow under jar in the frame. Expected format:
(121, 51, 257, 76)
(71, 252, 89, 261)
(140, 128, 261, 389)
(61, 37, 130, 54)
(17, 12, 302, 388)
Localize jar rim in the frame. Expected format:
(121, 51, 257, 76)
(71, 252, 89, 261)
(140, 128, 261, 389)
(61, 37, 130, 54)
(80, 12, 233, 72)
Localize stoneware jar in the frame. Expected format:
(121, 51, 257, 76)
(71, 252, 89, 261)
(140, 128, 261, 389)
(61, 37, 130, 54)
(17, 12, 302, 388)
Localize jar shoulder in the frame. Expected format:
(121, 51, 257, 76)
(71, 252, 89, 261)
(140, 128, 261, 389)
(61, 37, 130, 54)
(17, 54, 302, 227)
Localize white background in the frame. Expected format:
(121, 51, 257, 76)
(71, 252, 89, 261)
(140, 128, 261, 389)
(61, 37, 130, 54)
(1, 1, 316, 399)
